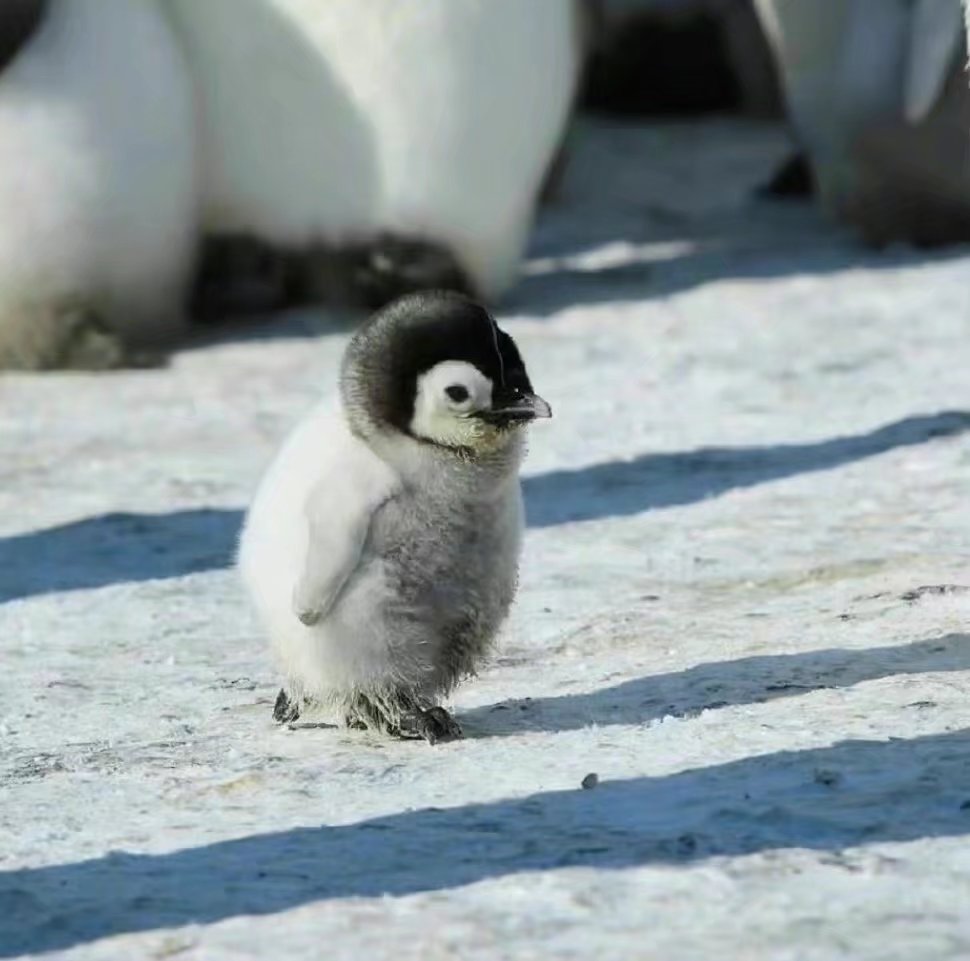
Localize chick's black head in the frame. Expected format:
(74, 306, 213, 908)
(341, 290, 547, 443)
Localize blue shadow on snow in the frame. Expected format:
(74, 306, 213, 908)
(1, 410, 967, 602)
(461, 633, 970, 736)
(2, 726, 969, 955)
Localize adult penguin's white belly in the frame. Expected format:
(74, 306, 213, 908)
(166, 0, 581, 304)
(754, 0, 970, 245)
(0, 0, 197, 369)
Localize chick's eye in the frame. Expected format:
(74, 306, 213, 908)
(445, 384, 469, 403)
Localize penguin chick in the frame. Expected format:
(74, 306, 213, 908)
(238, 291, 551, 744)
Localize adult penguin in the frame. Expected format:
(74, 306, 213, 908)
(754, 0, 970, 245)
(165, 0, 581, 315)
(0, 0, 197, 370)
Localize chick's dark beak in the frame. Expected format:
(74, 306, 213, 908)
(476, 387, 553, 425)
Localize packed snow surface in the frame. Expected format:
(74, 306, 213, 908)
(2, 120, 970, 960)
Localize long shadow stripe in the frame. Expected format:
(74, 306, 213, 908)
(2, 727, 969, 955)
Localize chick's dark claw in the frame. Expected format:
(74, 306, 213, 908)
(273, 688, 301, 724)
(343, 693, 397, 735)
(399, 706, 464, 745)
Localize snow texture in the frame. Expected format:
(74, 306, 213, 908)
(2, 119, 970, 960)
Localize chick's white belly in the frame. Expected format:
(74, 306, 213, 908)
(255, 512, 520, 700)
(273, 552, 511, 699)
(288, 560, 430, 697)
(252, 549, 410, 700)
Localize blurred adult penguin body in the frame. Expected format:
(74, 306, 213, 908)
(166, 0, 581, 310)
(754, 0, 970, 245)
(0, 0, 197, 369)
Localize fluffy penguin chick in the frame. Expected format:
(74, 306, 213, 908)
(238, 291, 551, 744)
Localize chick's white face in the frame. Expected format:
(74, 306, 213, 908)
(410, 360, 495, 449)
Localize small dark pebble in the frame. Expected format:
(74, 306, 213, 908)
(676, 833, 698, 854)
(581, 773, 599, 790)
(814, 768, 842, 787)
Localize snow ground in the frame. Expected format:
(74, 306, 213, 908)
(1, 118, 970, 960)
